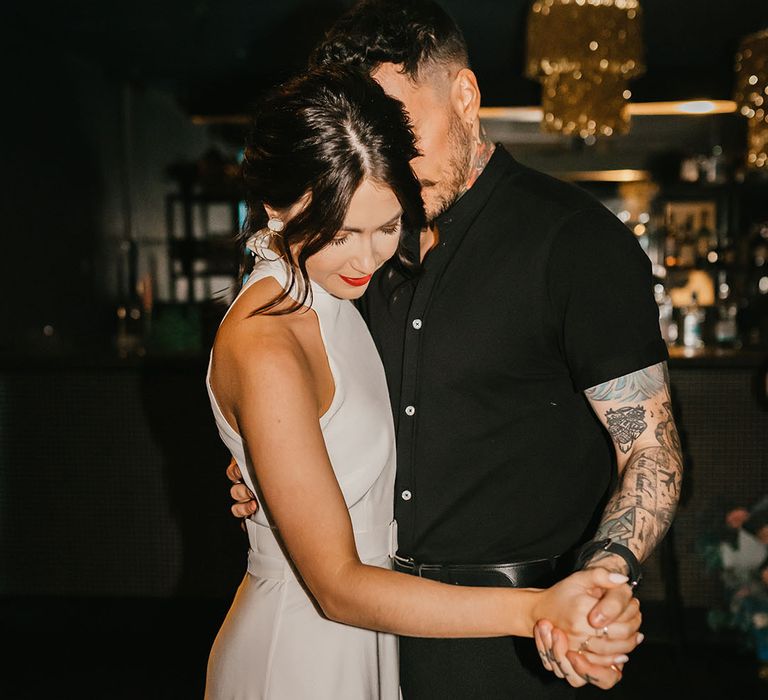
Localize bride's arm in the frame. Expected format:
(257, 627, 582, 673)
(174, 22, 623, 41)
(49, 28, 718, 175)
(219, 330, 637, 645)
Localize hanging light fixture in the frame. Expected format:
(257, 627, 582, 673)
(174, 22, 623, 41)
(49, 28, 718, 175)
(525, 0, 645, 138)
(734, 28, 768, 169)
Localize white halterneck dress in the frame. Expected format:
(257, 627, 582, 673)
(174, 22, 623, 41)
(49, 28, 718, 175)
(204, 248, 400, 700)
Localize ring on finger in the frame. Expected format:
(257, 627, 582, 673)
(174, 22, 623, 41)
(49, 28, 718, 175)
(596, 625, 610, 638)
(578, 637, 592, 653)
(610, 663, 622, 678)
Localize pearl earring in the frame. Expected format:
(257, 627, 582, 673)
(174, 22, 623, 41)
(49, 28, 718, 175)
(267, 217, 284, 233)
(245, 216, 284, 261)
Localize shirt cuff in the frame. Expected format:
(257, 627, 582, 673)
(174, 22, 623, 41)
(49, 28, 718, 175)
(573, 338, 670, 393)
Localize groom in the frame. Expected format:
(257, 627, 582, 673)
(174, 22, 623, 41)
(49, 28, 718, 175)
(227, 1, 682, 697)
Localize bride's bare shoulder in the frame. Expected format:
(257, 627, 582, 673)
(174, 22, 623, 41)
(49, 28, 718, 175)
(210, 278, 319, 424)
(213, 276, 313, 368)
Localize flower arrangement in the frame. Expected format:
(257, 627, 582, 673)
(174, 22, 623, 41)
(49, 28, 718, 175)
(698, 496, 768, 681)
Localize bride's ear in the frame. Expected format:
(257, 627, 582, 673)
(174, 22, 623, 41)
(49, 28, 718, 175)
(263, 204, 281, 221)
(263, 191, 312, 226)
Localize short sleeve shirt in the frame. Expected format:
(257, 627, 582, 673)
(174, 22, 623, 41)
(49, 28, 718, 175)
(357, 146, 668, 564)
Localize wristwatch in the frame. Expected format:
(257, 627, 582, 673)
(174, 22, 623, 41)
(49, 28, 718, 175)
(574, 538, 642, 590)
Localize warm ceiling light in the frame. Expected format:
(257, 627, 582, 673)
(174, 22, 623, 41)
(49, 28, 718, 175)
(734, 28, 768, 169)
(479, 107, 545, 123)
(478, 100, 737, 123)
(196, 101, 738, 128)
(676, 101, 725, 115)
(628, 100, 736, 116)
(555, 169, 651, 183)
(525, 0, 645, 137)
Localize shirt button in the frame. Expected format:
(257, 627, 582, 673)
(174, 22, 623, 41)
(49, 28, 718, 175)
(404, 405, 416, 416)
(412, 319, 422, 329)
(401, 490, 412, 501)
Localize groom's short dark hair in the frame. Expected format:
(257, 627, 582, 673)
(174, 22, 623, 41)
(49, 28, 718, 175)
(310, 0, 469, 81)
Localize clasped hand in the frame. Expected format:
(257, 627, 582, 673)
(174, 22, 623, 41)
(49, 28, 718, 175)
(532, 569, 643, 689)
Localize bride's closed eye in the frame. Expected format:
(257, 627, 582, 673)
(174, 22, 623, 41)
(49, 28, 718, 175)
(381, 222, 402, 236)
(330, 221, 401, 247)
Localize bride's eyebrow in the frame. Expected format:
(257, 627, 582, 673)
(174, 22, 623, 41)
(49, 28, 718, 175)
(339, 212, 402, 234)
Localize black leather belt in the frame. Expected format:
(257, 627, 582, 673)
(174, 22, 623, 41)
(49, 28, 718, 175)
(393, 553, 571, 588)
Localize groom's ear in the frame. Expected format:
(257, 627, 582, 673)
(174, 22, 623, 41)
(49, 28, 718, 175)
(449, 68, 481, 126)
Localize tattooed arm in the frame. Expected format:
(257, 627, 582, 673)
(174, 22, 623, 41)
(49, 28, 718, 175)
(583, 361, 683, 573)
(532, 362, 682, 685)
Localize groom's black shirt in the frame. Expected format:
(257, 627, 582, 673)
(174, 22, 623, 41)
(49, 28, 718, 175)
(357, 146, 667, 564)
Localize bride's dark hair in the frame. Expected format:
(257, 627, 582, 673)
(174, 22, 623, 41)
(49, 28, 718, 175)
(241, 65, 424, 315)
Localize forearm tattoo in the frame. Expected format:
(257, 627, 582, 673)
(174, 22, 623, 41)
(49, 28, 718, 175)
(586, 363, 683, 563)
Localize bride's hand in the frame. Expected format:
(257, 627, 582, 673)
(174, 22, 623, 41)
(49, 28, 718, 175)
(531, 569, 642, 689)
(532, 568, 631, 641)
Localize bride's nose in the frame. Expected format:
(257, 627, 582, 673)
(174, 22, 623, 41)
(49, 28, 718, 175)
(349, 234, 377, 273)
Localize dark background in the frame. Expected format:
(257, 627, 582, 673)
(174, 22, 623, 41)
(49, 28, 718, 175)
(2, 2, 768, 698)
(3, 0, 768, 350)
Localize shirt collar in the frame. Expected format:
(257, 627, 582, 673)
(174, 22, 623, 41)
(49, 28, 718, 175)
(432, 144, 515, 235)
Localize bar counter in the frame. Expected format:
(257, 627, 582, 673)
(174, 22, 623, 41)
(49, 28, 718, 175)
(1, 343, 765, 370)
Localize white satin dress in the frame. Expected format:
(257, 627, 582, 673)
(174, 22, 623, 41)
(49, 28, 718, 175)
(204, 246, 400, 700)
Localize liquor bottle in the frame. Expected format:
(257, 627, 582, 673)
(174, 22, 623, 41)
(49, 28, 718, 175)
(116, 297, 145, 358)
(696, 210, 718, 266)
(718, 229, 738, 268)
(681, 291, 705, 349)
(648, 211, 668, 274)
(706, 145, 727, 184)
(654, 283, 678, 346)
(115, 239, 146, 358)
(749, 221, 768, 295)
(678, 215, 697, 268)
(664, 212, 679, 268)
(714, 270, 739, 348)
(740, 221, 768, 347)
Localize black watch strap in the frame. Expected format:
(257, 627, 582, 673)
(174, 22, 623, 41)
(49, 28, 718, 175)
(574, 538, 642, 589)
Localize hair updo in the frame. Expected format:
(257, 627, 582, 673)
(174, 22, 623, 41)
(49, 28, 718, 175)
(241, 64, 424, 314)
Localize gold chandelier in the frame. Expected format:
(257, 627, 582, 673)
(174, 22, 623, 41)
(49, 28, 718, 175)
(526, 0, 645, 138)
(734, 29, 768, 169)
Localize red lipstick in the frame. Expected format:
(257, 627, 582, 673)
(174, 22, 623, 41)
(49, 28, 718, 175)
(339, 274, 372, 287)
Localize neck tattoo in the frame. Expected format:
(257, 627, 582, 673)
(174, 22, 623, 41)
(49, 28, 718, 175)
(458, 136, 495, 198)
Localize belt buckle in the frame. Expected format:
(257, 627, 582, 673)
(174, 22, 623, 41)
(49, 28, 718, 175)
(394, 555, 438, 579)
(394, 554, 426, 576)
(393, 553, 414, 568)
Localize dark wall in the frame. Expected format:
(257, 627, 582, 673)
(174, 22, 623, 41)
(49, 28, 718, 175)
(0, 361, 243, 598)
(1, 15, 228, 356)
(2, 21, 106, 353)
(1, 361, 765, 604)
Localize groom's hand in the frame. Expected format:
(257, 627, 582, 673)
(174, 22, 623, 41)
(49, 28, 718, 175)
(534, 611, 642, 690)
(535, 620, 636, 690)
(582, 555, 635, 630)
(227, 458, 259, 519)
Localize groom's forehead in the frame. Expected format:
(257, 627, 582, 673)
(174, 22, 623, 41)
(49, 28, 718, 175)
(371, 63, 448, 114)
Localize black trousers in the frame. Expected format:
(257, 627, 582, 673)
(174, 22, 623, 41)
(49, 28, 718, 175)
(399, 634, 576, 700)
